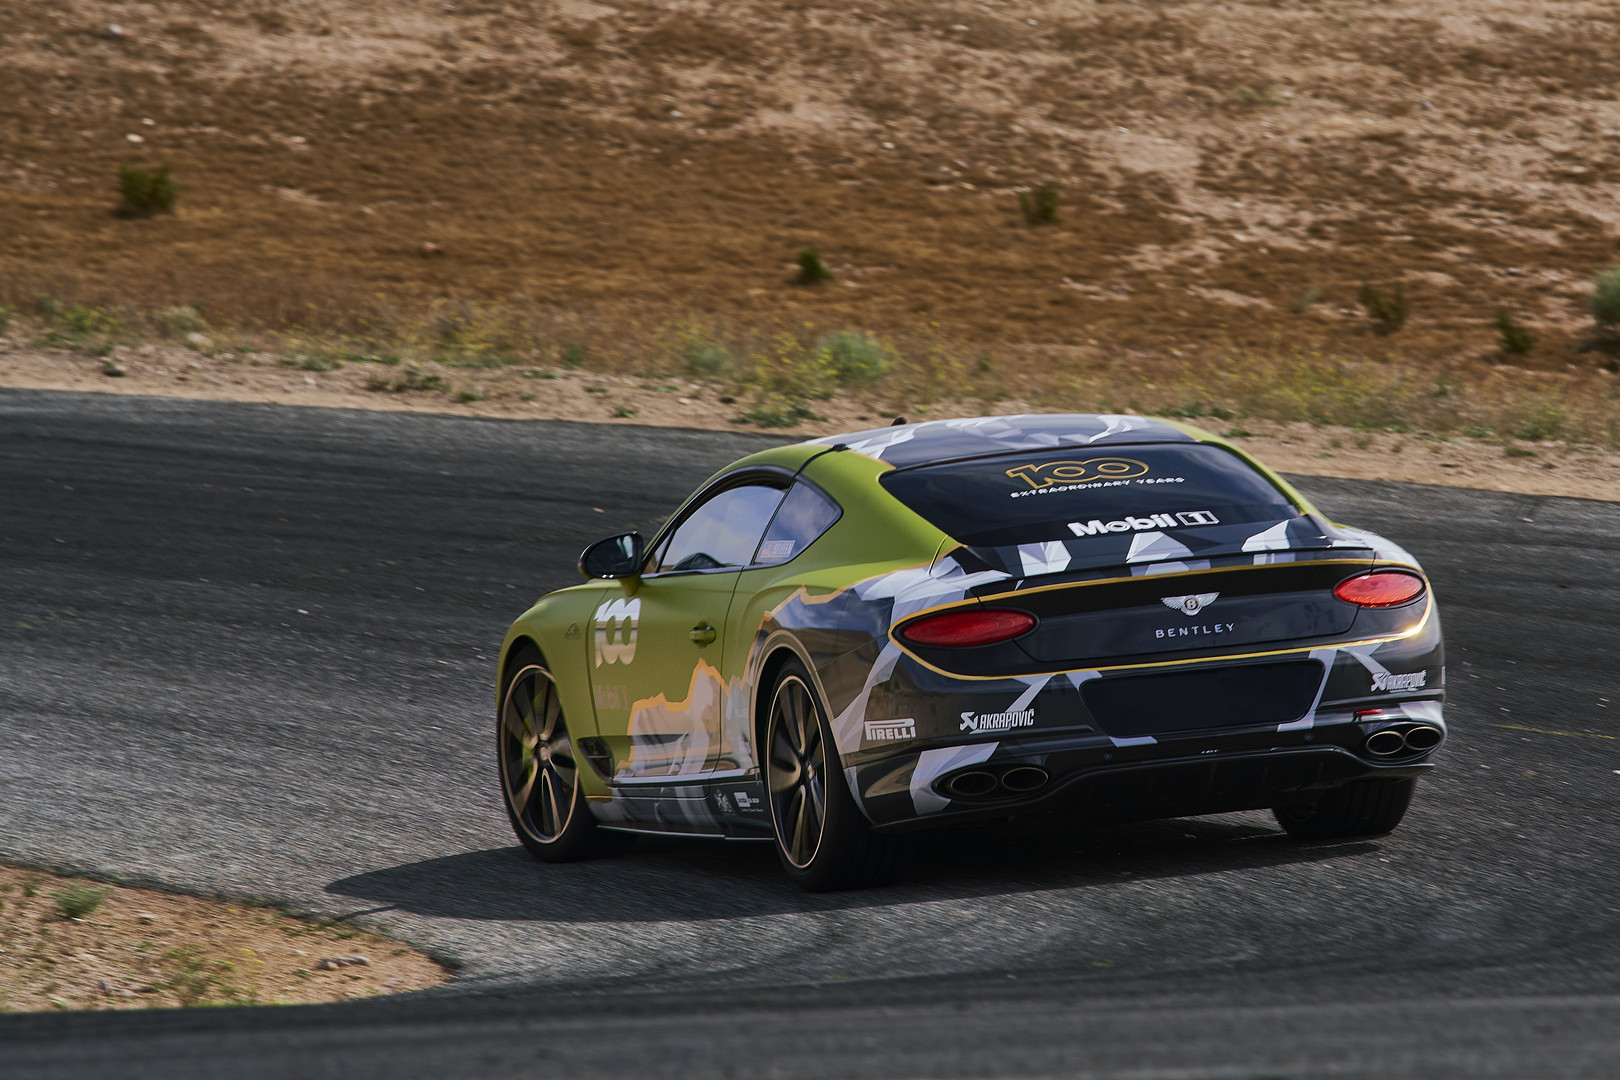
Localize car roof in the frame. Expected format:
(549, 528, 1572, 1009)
(805, 413, 1197, 468)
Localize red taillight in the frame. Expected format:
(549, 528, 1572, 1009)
(1333, 570, 1426, 608)
(900, 609, 1036, 647)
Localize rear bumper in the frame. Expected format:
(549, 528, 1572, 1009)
(855, 725, 1435, 832)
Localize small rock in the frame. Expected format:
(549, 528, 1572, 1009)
(126, 133, 145, 143)
(101, 361, 127, 377)
(134, 911, 158, 923)
(315, 955, 371, 970)
(420, 241, 444, 256)
(187, 331, 210, 348)
(718, 395, 736, 404)
(106, 25, 125, 39)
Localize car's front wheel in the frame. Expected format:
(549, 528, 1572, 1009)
(1273, 778, 1416, 840)
(499, 646, 633, 862)
(764, 659, 901, 891)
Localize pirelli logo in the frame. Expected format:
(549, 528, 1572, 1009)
(864, 718, 916, 742)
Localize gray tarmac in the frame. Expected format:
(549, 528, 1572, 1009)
(1, 389, 1618, 1078)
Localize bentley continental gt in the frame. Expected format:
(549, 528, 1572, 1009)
(497, 414, 1444, 890)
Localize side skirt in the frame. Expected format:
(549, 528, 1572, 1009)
(590, 773, 774, 840)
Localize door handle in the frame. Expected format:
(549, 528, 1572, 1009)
(689, 624, 717, 646)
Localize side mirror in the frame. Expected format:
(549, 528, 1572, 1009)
(579, 531, 645, 580)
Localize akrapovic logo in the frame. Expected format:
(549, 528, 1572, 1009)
(863, 718, 916, 742)
(959, 709, 1036, 733)
(593, 597, 640, 667)
(1067, 510, 1220, 537)
(1372, 670, 1427, 692)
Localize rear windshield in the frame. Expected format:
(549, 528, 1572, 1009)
(880, 444, 1298, 548)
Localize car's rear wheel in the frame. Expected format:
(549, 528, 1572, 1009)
(499, 646, 633, 862)
(764, 659, 901, 891)
(1273, 778, 1416, 840)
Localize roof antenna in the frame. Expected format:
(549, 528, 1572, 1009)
(890, 415, 907, 426)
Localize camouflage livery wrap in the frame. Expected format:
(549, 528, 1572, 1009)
(499, 414, 1445, 842)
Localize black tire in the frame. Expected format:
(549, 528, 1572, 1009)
(499, 645, 634, 862)
(763, 659, 902, 891)
(1273, 778, 1416, 840)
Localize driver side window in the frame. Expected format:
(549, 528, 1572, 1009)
(653, 483, 785, 573)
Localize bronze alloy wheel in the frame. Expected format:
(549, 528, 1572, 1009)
(761, 659, 902, 890)
(498, 647, 635, 862)
(766, 672, 828, 869)
(500, 662, 578, 845)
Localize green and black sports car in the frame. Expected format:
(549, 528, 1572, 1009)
(497, 414, 1444, 890)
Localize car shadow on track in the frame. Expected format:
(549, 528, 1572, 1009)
(326, 813, 1380, 923)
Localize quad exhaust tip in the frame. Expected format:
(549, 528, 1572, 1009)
(1363, 724, 1445, 757)
(1365, 729, 1407, 756)
(1403, 724, 1443, 751)
(940, 765, 1051, 799)
(1000, 766, 1050, 793)
(944, 770, 999, 798)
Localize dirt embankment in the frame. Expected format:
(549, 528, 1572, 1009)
(3, 339, 1616, 502)
(0, 864, 445, 1011)
(2, 0, 1619, 375)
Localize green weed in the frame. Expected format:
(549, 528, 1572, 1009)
(735, 400, 822, 428)
(455, 388, 484, 403)
(796, 248, 833, 285)
(53, 883, 108, 920)
(1358, 281, 1410, 334)
(817, 330, 894, 383)
(1235, 85, 1283, 106)
(284, 354, 343, 372)
(1512, 397, 1566, 441)
(1494, 308, 1537, 355)
(1018, 184, 1060, 226)
(38, 303, 133, 350)
(676, 326, 735, 375)
(157, 305, 204, 338)
(367, 367, 448, 393)
(116, 163, 177, 218)
(611, 404, 637, 417)
(1290, 285, 1322, 315)
(1592, 267, 1620, 327)
(159, 945, 253, 1006)
(561, 342, 588, 369)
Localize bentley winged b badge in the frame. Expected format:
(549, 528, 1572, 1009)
(1162, 592, 1218, 617)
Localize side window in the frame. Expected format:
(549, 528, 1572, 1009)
(753, 482, 842, 566)
(654, 484, 785, 573)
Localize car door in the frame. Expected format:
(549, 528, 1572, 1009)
(587, 479, 786, 780)
(717, 479, 847, 772)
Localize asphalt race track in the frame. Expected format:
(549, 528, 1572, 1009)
(2, 389, 1618, 1079)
